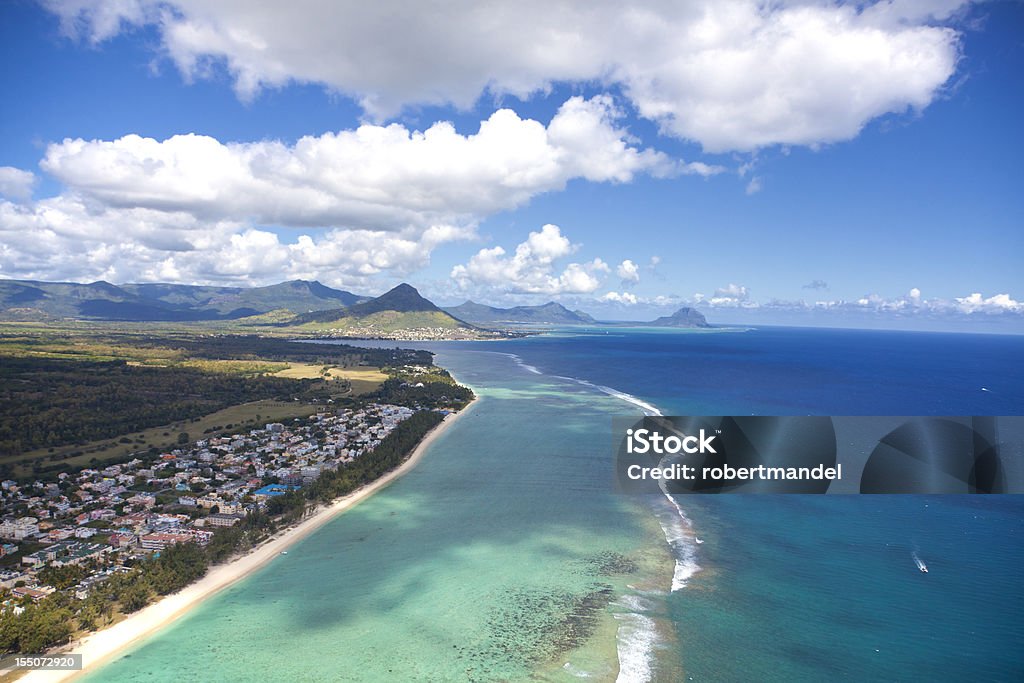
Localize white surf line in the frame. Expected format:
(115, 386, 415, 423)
(485, 352, 688, 681)
(655, 488, 702, 592)
(551, 375, 664, 417)
(613, 593, 658, 683)
(503, 351, 543, 374)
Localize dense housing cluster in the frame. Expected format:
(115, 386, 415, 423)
(0, 404, 413, 606)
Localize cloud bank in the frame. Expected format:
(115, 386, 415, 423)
(43, 0, 964, 151)
(686, 286, 1023, 317)
(0, 97, 668, 286)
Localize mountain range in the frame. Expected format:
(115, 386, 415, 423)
(0, 278, 710, 330)
(445, 300, 708, 328)
(0, 278, 363, 321)
(444, 300, 595, 325)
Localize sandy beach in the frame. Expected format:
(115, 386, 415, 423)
(15, 398, 476, 683)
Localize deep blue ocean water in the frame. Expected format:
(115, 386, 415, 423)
(487, 325, 1024, 416)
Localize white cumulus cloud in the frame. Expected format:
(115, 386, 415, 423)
(954, 292, 1023, 314)
(42, 0, 965, 151)
(451, 224, 609, 295)
(0, 194, 475, 287)
(1, 97, 671, 286)
(40, 96, 669, 232)
(600, 291, 639, 305)
(711, 283, 750, 304)
(617, 259, 640, 286)
(0, 167, 37, 201)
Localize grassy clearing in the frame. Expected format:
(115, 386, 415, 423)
(7, 400, 318, 477)
(272, 362, 333, 379)
(272, 364, 387, 394)
(330, 367, 388, 394)
(0, 336, 290, 376)
(180, 358, 289, 375)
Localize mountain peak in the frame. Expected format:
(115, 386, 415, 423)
(284, 281, 475, 329)
(649, 306, 709, 328)
(385, 282, 420, 295)
(338, 282, 440, 316)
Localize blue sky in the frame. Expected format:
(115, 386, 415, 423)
(0, 0, 1021, 331)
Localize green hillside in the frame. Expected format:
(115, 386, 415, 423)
(294, 310, 469, 333)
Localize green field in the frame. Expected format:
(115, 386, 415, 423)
(272, 364, 388, 394)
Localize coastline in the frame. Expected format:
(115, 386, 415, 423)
(16, 396, 477, 683)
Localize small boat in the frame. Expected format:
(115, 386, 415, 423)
(913, 553, 928, 573)
(694, 537, 704, 544)
(281, 551, 288, 555)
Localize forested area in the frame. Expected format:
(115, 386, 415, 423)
(0, 357, 305, 456)
(373, 378, 475, 410)
(0, 332, 438, 458)
(126, 334, 432, 366)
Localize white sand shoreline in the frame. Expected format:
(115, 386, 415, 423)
(15, 397, 477, 683)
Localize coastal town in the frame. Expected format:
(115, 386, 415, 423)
(0, 403, 415, 610)
(316, 324, 525, 341)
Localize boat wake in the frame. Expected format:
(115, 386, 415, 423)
(912, 551, 929, 573)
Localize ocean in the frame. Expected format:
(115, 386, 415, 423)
(84, 326, 1024, 681)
